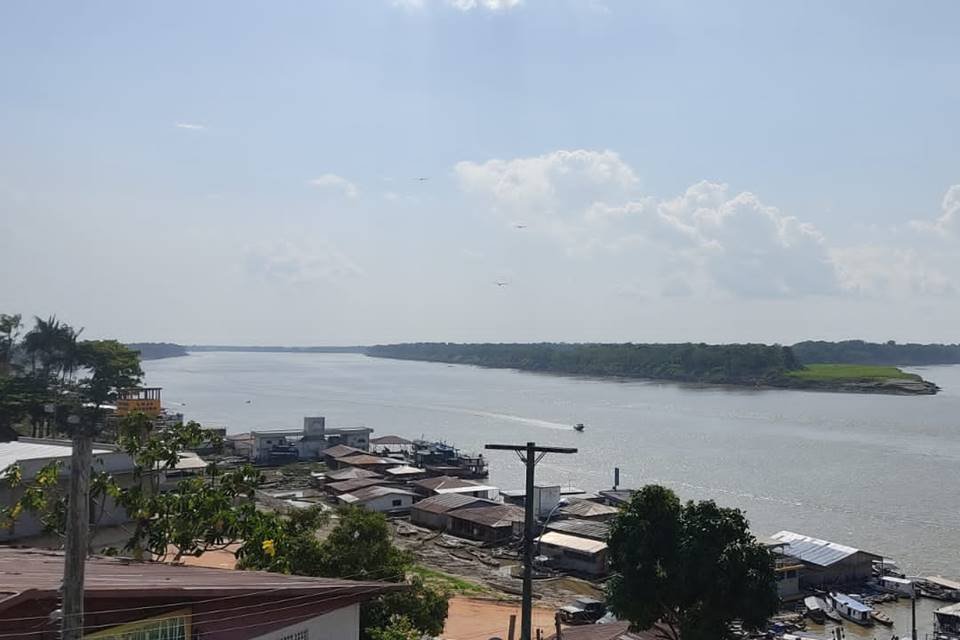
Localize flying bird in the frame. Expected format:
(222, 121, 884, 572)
(514, 224, 527, 229)
(417, 177, 429, 182)
(494, 281, 509, 287)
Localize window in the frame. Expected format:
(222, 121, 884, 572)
(392, 499, 402, 507)
(85, 609, 190, 640)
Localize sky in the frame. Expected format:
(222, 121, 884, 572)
(1, 0, 959, 345)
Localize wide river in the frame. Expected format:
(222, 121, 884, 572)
(145, 352, 960, 582)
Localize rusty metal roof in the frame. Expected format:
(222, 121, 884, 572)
(322, 444, 365, 458)
(560, 499, 619, 519)
(545, 519, 610, 541)
(447, 504, 525, 528)
(325, 477, 391, 493)
(338, 485, 418, 503)
(410, 494, 498, 515)
(370, 436, 413, 445)
(334, 454, 400, 467)
(0, 548, 401, 612)
(411, 475, 481, 492)
(324, 467, 381, 481)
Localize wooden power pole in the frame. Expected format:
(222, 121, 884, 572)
(485, 442, 577, 640)
(62, 417, 93, 640)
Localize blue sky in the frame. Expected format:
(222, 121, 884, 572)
(2, 0, 959, 344)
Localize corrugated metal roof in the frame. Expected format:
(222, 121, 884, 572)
(326, 477, 390, 493)
(560, 499, 619, 519)
(324, 467, 381, 481)
(539, 531, 607, 554)
(410, 494, 497, 515)
(335, 454, 400, 466)
(0, 440, 111, 473)
(434, 484, 497, 495)
(323, 444, 365, 458)
(385, 465, 425, 476)
(545, 519, 610, 541)
(412, 475, 481, 491)
(339, 485, 417, 503)
(771, 531, 880, 567)
(937, 603, 960, 618)
(370, 435, 413, 445)
(0, 547, 401, 609)
(448, 504, 525, 528)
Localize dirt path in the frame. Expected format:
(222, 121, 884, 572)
(443, 597, 560, 639)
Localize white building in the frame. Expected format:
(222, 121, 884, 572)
(0, 438, 136, 540)
(338, 485, 417, 514)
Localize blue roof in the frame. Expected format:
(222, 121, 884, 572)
(832, 593, 872, 613)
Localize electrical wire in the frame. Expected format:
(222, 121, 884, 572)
(0, 581, 404, 638)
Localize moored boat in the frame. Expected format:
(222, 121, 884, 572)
(803, 596, 826, 624)
(871, 609, 893, 626)
(829, 592, 874, 627)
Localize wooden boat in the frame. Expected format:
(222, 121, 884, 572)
(804, 596, 826, 623)
(573, 423, 585, 432)
(829, 592, 874, 627)
(809, 595, 842, 623)
(871, 609, 894, 626)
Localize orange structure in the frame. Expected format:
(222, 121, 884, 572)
(115, 387, 162, 417)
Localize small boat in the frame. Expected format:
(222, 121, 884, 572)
(573, 423, 585, 432)
(803, 596, 826, 623)
(829, 592, 874, 627)
(810, 595, 842, 623)
(871, 609, 894, 626)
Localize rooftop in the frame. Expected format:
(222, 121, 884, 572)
(545, 519, 610, 541)
(560, 499, 619, 519)
(339, 485, 418, 503)
(597, 489, 634, 505)
(410, 494, 498, 515)
(0, 547, 401, 611)
(323, 444, 366, 458)
(412, 475, 482, 492)
(324, 467, 381, 481)
(448, 504, 525, 528)
(326, 477, 390, 493)
(335, 454, 401, 467)
(370, 435, 413, 445)
(547, 621, 659, 640)
(772, 531, 881, 567)
(0, 438, 114, 473)
(936, 603, 960, 618)
(501, 486, 587, 498)
(539, 531, 608, 554)
(831, 593, 872, 613)
(384, 465, 426, 476)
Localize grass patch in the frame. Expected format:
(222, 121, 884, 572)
(788, 363, 920, 382)
(410, 565, 496, 597)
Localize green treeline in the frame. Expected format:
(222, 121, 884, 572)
(792, 340, 960, 365)
(366, 342, 801, 384)
(126, 342, 190, 360)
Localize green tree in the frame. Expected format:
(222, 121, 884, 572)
(367, 616, 423, 640)
(606, 485, 778, 640)
(241, 506, 449, 640)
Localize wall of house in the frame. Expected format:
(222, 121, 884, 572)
(539, 544, 607, 576)
(776, 568, 802, 600)
(410, 509, 447, 530)
(250, 604, 359, 640)
(361, 493, 414, 513)
(799, 554, 876, 587)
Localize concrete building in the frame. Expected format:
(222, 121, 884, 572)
(0, 547, 400, 640)
(771, 530, 881, 587)
(537, 531, 609, 577)
(502, 486, 588, 510)
(338, 485, 417, 514)
(0, 439, 136, 541)
(409, 494, 499, 530)
(324, 426, 374, 450)
(447, 504, 525, 544)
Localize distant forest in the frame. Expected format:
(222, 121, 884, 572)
(126, 342, 189, 360)
(792, 340, 960, 365)
(366, 342, 802, 385)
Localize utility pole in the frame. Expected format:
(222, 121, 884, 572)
(911, 581, 917, 640)
(62, 412, 92, 640)
(485, 442, 577, 640)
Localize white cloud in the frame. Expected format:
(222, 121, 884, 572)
(910, 184, 960, 236)
(245, 241, 363, 286)
(391, 0, 521, 11)
(174, 122, 206, 131)
(831, 246, 953, 297)
(456, 150, 839, 297)
(308, 174, 360, 199)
